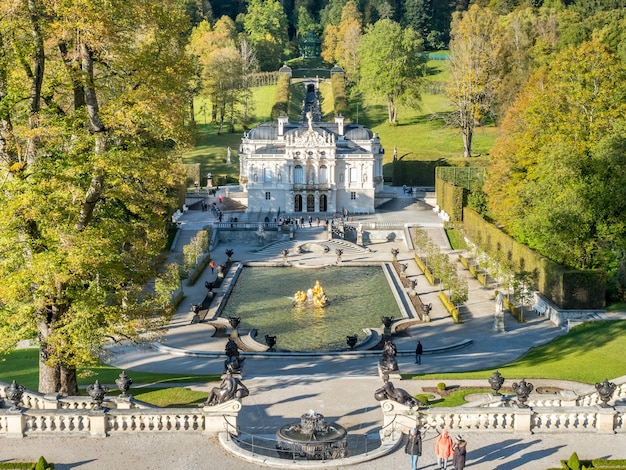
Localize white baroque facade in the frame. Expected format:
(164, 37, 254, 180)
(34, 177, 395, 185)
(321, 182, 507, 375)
(239, 113, 384, 215)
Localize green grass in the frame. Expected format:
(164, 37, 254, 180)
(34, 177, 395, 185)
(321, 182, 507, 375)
(131, 387, 207, 408)
(408, 320, 626, 384)
(445, 227, 467, 250)
(5, 321, 626, 408)
(428, 388, 495, 407)
(0, 348, 219, 393)
(182, 59, 496, 186)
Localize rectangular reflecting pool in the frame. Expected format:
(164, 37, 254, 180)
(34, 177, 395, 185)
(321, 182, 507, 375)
(220, 266, 401, 352)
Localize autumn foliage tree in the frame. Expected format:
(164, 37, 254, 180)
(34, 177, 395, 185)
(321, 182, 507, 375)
(447, 5, 504, 157)
(0, 0, 193, 394)
(484, 40, 626, 290)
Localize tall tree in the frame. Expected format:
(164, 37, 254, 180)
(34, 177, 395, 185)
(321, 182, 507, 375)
(447, 5, 504, 157)
(243, 0, 288, 71)
(0, 0, 192, 394)
(358, 19, 426, 124)
(322, 1, 362, 81)
(484, 40, 626, 273)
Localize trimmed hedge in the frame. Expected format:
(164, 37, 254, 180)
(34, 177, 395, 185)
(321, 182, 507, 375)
(187, 254, 211, 286)
(552, 452, 626, 469)
(415, 255, 435, 286)
(438, 291, 460, 323)
(271, 74, 290, 120)
(331, 73, 349, 117)
(463, 208, 606, 309)
(436, 176, 466, 222)
(392, 160, 443, 187)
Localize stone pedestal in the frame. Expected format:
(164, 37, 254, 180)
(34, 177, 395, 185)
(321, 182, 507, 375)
(201, 399, 241, 435)
(513, 409, 532, 434)
(378, 364, 401, 381)
(596, 407, 616, 433)
(4, 411, 25, 438)
(379, 400, 418, 431)
(89, 411, 108, 437)
(115, 397, 133, 410)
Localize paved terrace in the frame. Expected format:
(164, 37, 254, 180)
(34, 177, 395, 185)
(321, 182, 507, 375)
(3, 188, 625, 469)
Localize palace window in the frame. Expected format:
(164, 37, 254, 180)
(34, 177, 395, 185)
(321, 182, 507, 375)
(294, 165, 304, 184)
(265, 192, 271, 200)
(351, 192, 356, 200)
(349, 168, 357, 182)
(319, 165, 328, 184)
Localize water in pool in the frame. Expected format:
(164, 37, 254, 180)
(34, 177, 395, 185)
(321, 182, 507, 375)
(220, 266, 401, 351)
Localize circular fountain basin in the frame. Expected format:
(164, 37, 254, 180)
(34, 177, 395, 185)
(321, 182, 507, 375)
(276, 411, 348, 460)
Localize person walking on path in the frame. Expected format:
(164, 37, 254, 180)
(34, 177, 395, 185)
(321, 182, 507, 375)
(435, 429, 454, 470)
(405, 427, 422, 470)
(452, 435, 467, 470)
(415, 340, 423, 364)
(209, 260, 215, 273)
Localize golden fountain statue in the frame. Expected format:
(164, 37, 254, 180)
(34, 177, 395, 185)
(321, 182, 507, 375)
(293, 280, 328, 308)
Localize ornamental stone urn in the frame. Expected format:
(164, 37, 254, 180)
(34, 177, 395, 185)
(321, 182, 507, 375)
(391, 248, 399, 262)
(595, 378, 617, 408)
(346, 335, 358, 349)
(265, 334, 277, 351)
(4, 380, 25, 411)
(228, 316, 241, 329)
(87, 380, 109, 411)
(511, 379, 533, 408)
(488, 370, 505, 396)
(225, 249, 234, 261)
(115, 371, 133, 398)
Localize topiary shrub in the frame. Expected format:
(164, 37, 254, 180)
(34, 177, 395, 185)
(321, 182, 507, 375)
(415, 394, 430, 405)
(567, 452, 581, 470)
(35, 456, 54, 470)
(437, 382, 446, 391)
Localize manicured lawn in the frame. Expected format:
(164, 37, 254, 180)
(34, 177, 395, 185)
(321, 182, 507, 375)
(182, 59, 496, 187)
(409, 320, 626, 384)
(0, 348, 219, 393)
(4, 321, 626, 408)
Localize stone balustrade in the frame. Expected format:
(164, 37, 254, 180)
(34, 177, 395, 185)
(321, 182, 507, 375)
(0, 400, 241, 438)
(379, 400, 625, 437)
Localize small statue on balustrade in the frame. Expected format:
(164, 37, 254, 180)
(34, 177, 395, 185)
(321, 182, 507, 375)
(224, 338, 245, 374)
(374, 373, 423, 409)
(203, 370, 249, 406)
(379, 339, 399, 373)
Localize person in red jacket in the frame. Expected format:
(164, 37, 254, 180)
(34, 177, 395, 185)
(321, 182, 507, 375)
(435, 429, 454, 470)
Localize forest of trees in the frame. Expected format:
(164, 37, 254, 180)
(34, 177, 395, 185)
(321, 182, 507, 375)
(2, 0, 626, 393)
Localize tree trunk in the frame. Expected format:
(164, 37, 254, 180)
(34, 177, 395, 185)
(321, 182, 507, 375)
(462, 127, 472, 158)
(0, 33, 18, 166)
(25, 0, 45, 166)
(58, 41, 85, 111)
(75, 42, 106, 231)
(37, 315, 60, 394)
(60, 364, 79, 396)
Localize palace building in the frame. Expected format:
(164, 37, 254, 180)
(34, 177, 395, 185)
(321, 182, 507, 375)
(238, 81, 385, 216)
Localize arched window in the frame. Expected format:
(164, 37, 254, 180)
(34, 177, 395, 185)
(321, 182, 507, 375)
(294, 165, 304, 184)
(319, 165, 328, 184)
(307, 194, 315, 212)
(294, 194, 303, 212)
(319, 194, 327, 211)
